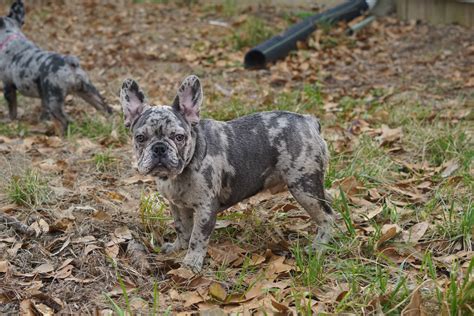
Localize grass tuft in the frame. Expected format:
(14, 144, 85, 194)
(291, 241, 325, 288)
(0, 121, 29, 137)
(67, 115, 128, 145)
(7, 169, 51, 207)
(231, 17, 273, 50)
(139, 192, 171, 251)
(93, 150, 116, 172)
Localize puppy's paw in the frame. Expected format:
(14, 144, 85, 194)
(182, 251, 205, 273)
(310, 226, 333, 254)
(161, 240, 181, 254)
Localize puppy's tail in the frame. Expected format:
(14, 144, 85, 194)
(64, 55, 80, 68)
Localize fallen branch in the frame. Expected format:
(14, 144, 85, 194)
(0, 211, 35, 237)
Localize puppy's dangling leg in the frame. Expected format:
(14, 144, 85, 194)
(65, 56, 113, 115)
(76, 80, 113, 114)
(44, 97, 70, 136)
(288, 173, 335, 251)
(4, 83, 18, 120)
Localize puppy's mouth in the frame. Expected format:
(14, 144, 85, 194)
(148, 159, 181, 177)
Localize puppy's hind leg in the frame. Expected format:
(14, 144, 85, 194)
(3, 83, 18, 120)
(287, 171, 334, 250)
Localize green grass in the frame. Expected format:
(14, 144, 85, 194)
(93, 150, 117, 172)
(230, 17, 274, 50)
(133, 0, 169, 4)
(204, 83, 325, 122)
(222, 0, 238, 17)
(139, 192, 171, 251)
(66, 115, 128, 145)
(105, 263, 172, 315)
(445, 259, 474, 315)
(7, 169, 51, 207)
(336, 188, 356, 238)
(327, 135, 397, 188)
(0, 121, 29, 137)
(283, 11, 315, 23)
(291, 241, 326, 288)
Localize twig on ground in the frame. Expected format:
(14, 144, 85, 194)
(0, 211, 35, 237)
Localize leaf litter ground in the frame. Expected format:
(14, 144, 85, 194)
(0, 1, 472, 315)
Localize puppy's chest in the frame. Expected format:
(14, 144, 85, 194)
(156, 177, 206, 209)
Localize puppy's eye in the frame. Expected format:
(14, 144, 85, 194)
(135, 135, 145, 143)
(175, 134, 185, 142)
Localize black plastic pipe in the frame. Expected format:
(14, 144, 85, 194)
(244, 0, 370, 69)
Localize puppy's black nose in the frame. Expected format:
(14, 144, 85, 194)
(152, 143, 167, 156)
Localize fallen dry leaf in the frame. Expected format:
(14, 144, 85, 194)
(84, 244, 102, 256)
(377, 224, 402, 248)
(207, 245, 242, 265)
(0, 260, 9, 273)
(121, 174, 155, 185)
(114, 226, 132, 240)
(167, 267, 195, 283)
(377, 124, 402, 145)
(271, 299, 290, 313)
(266, 256, 294, 277)
(33, 263, 55, 274)
(20, 299, 34, 316)
(401, 289, 427, 316)
(441, 159, 459, 178)
(183, 291, 205, 308)
(334, 176, 365, 196)
(249, 253, 266, 266)
(32, 301, 55, 315)
(402, 222, 429, 243)
(209, 282, 227, 301)
(105, 244, 119, 259)
(54, 265, 74, 279)
(7, 242, 22, 257)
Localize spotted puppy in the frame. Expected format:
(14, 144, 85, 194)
(120, 75, 334, 272)
(0, 0, 112, 134)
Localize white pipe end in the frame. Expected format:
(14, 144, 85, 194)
(366, 0, 378, 10)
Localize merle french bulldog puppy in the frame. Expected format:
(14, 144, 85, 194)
(0, 0, 112, 134)
(120, 75, 334, 272)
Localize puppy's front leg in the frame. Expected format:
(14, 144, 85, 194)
(162, 205, 193, 253)
(182, 206, 217, 272)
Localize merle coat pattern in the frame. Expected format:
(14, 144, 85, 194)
(120, 75, 334, 272)
(0, 0, 112, 134)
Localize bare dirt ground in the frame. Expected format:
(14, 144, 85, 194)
(0, 1, 472, 314)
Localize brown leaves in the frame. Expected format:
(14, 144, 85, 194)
(402, 222, 429, 243)
(208, 244, 244, 266)
(0, 2, 470, 315)
(335, 176, 365, 196)
(401, 289, 427, 316)
(33, 263, 55, 274)
(377, 124, 403, 146)
(377, 224, 402, 249)
(0, 261, 9, 273)
(209, 282, 227, 301)
(441, 159, 459, 178)
(167, 267, 196, 284)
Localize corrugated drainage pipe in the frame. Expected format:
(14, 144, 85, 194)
(244, 0, 378, 69)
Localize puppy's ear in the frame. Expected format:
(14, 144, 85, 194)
(8, 0, 25, 27)
(172, 75, 203, 126)
(120, 78, 148, 129)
